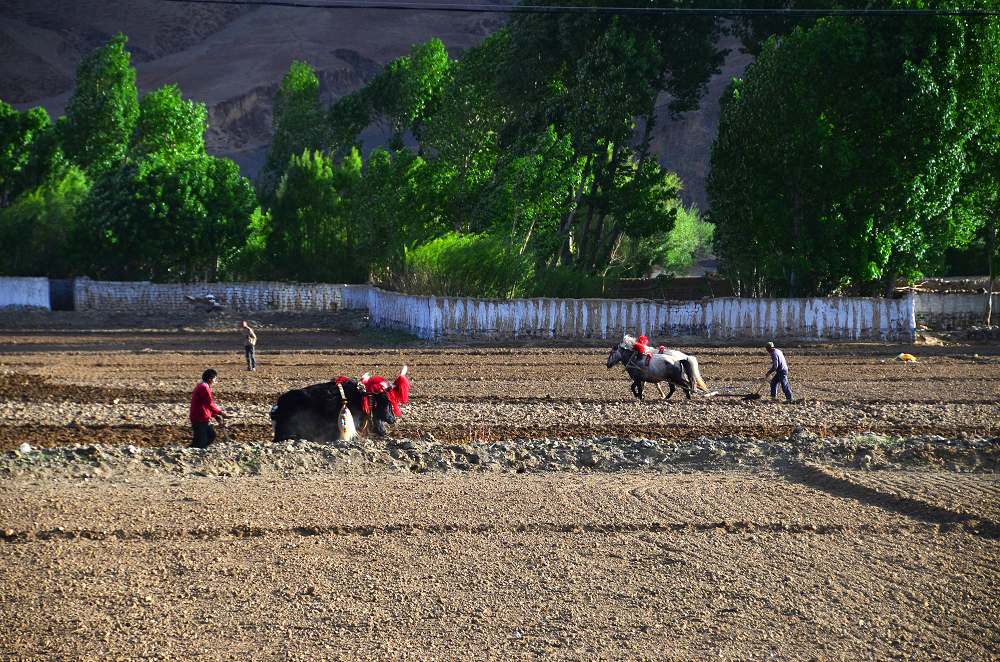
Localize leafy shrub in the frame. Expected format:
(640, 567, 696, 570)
(0, 166, 90, 277)
(401, 232, 534, 298)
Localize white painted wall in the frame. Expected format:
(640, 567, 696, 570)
(913, 292, 1000, 329)
(0, 277, 50, 309)
(362, 290, 916, 341)
(66, 279, 960, 340)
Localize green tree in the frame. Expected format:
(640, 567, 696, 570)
(313, 6, 726, 288)
(494, 8, 723, 274)
(265, 149, 359, 282)
(327, 92, 373, 160)
(223, 206, 272, 280)
(130, 84, 208, 161)
(362, 39, 452, 152)
(627, 205, 713, 278)
(0, 166, 90, 277)
(60, 33, 139, 175)
(0, 103, 55, 206)
(952, 5, 1000, 323)
(351, 148, 447, 282)
(76, 155, 257, 281)
(263, 62, 326, 192)
(421, 32, 512, 230)
(709, 13, 986, 296)
(478, 126, 583, 261)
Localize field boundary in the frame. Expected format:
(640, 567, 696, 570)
(8, 278, 995, 341)
(63, 279, 918, 341)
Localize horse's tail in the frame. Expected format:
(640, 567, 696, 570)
(684, 356, 709, 392)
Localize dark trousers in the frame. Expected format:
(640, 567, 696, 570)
(245, 344, 256, 371)
(771, 370, 793, 401)
(191, 421, 216, 448)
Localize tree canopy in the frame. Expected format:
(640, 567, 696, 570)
(709, 7, 999, 296)
(59, 33, 139, 176)
(262, 61, 327, 193)
(130, 84, 208, 161)
(5, 6, 994, 297)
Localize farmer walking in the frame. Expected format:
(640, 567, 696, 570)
(241, 320, 257, 372)
(765, 341, 794, 402)
(190, 368, 228, 448)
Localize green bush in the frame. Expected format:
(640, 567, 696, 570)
(401, 232, 534, 298)
(0, 166, 90, 277)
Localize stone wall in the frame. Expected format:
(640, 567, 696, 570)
(0, 277, 50, 309)
(913, 292, 1000, 330)
(73, 279, 370, 313)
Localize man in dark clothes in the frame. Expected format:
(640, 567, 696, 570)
(190, 368, 227, 448)
(765, 341, 794, 402)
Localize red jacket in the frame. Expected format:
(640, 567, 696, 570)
(190, 382, 222, 424)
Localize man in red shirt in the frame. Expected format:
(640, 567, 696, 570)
(190, 368, 227, 448)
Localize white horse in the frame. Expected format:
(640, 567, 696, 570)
(606, 334, 710, 400)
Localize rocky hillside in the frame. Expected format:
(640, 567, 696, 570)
(0, 0, 750, 208)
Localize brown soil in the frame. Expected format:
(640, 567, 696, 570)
(1, 313, 998, 659)
(2, 473, 998, 660)
(0, 318, 997, 450)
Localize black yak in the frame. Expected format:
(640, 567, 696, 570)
(270, 367, 410, 442)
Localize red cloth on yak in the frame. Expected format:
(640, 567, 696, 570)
(336, 374, 411, 417)
(362, 373, 410, 417)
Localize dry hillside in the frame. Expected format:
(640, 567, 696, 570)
(0, 0, 750, 207)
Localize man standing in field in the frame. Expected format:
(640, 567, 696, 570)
(241, 320, 257, 372)
(190, 368, 227, 448)
(765, 341, 794, 402)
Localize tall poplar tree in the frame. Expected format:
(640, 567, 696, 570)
(60, 33, 139, 176)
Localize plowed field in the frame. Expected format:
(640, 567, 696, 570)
(1, 311, 998, 659)
(0, 312, 998, 449)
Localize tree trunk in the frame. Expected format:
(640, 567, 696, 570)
(595, 227, 626, 276)
(883, 265, 897, 299)
(987, 215, 996, 326)
(583, 143, 624, 270)
(588, 212, 607, 270)
(518, 216, 537, 256)
(576, 204, 598, 268)
(789, 187, 803, 297)
(556, 156, 592, 265)
(558, 155, 591, 235)
(636, 108, 656, 166)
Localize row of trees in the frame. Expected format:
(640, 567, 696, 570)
(256, 3, 722, 294)
(709, 0, 999, 299)
(2, 11, 717, 292)
(2, 1, 994, 303)
(1, 35, 257, 281)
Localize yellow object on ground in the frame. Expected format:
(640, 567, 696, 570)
(896, 353, 918, 362)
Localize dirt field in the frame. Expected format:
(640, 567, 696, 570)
(1, 311, 998, 659)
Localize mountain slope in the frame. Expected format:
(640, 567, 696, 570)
(0, 1, 749, 207)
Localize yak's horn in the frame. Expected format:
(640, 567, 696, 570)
(400, 365, 408, 377)
(361, 372, 370, 381)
